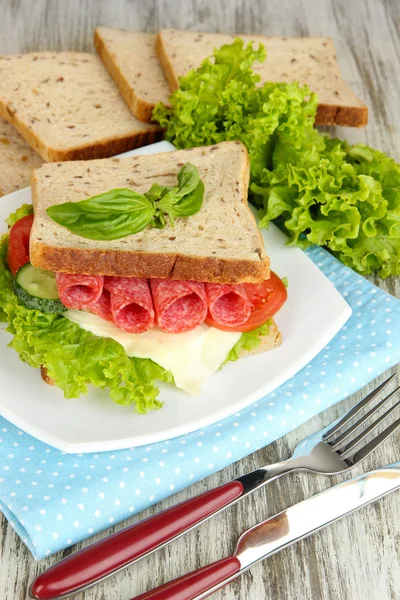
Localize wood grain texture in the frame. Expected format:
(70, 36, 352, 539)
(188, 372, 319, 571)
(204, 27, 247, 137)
(0, 0, 399, 599)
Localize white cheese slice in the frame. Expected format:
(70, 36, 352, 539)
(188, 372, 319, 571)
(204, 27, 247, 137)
(64, 311, 241, 395)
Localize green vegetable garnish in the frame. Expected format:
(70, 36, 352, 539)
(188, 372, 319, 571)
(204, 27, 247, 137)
(14, 263, 66, 314)
(225, 320, 272, 364)
(0, 230, 173, 413)
(5, 203, 33, 227)
(46, 163, 204, 241)
(154, 39, 400, 278)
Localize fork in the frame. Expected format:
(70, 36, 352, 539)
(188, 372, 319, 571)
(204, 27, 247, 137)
(30, 374, 400, 600)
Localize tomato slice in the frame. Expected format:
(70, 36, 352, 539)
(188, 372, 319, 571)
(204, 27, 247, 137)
(205, 271, 287, 332)
(7, 214, 34, 275)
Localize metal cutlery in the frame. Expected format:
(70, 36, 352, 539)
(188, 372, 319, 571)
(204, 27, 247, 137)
(131, 463, 400, 600)
(30, 373, 400, 600)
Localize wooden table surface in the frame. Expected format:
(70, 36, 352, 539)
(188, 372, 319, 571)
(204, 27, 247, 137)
(0, 0, 399, 598)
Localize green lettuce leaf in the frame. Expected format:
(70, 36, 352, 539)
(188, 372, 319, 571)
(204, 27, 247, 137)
(225, 320, 272, 363)
(5, 203, 33, 227)
(153, 38, 317, 186)
(0, 232, 173, 413)
(256, 139, 400, 278)
(0, 234, 13, 321)
(154, 39, 400, 278)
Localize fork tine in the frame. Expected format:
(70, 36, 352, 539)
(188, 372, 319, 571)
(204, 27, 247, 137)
(339, 396, 400, 461)
(323, 374, 396, 442)
(345, 416, 400, 466)
(330, 386, 400, 450)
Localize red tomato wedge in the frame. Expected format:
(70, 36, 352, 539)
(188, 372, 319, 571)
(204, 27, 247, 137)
(205, 271, 287, 332)
(7, 214, 34, 275)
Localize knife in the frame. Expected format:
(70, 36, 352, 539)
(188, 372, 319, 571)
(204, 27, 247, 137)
(130, 462, 400, 600)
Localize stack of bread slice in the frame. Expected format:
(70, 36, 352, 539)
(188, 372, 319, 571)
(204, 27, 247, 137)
(0, 27, 367, 197)
(0, 117, 43, 196)
(0, 52, 161, 164)
(95, 27, 368, 128)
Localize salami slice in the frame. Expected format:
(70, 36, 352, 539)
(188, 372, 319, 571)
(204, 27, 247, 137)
(205, 283, 251, 327)
(104, 276, 154, 333)
(89, 290, 113, 322)
(150, 279, 207, 333)
(56, 273, 104, 309)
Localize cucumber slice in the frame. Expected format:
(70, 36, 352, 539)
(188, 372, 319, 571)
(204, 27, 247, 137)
(14, 263, 66, 313)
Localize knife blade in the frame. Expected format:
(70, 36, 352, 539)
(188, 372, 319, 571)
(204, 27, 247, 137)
(131, 462, 400, 600)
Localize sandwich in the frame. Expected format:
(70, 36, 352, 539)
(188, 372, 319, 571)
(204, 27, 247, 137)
(0, 141, 287, 413)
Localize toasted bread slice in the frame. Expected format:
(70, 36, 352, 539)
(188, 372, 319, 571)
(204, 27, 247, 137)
(156, 30, 368, 127)
(30, 141, 269, 284)
(0, 117, 43, 196)
(94, 28, 171, 123)
(0, 52, 162, 162)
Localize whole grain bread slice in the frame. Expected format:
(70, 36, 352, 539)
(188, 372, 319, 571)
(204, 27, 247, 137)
(0, 117, 43, 196)
(156, 30, 368, 127)
(0, 52, 162, 162)
(94, 28, 171, 123)
(30, 141, 269, 284)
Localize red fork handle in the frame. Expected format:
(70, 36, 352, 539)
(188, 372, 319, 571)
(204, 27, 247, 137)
(30, 481, 244, 600)
(131, 556, 241, 600)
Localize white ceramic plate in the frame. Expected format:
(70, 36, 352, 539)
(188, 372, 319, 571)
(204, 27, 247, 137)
(0, 141, 351, 453)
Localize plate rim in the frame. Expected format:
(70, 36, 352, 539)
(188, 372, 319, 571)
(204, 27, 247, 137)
(0, 142, 352, 453)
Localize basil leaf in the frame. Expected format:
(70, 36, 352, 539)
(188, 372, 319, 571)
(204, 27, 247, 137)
(144, 183, 168, 203)
(157, 163, 200, 209)
(46, 164, 204, 240)
(172, 179, 205, 216)
(47, 189, 155, 241)
(159, 181, 204, 224)
(157, 163, 204, 225)
(176, 163, 202, 198)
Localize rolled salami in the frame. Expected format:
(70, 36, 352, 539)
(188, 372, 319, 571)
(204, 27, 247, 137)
(104, 276, 155, 333)
(56, 273, 103, 309)
(150, 279, 207, 333)
(205, 283, 251, 327)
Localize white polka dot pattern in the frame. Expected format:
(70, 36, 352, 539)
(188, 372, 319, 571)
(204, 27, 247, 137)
(0, 247, 399, 559)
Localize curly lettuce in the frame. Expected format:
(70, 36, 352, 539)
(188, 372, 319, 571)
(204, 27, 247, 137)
(0, 232, 172, 413)
(154, 38, 317, 185)
(225, 320, 272, 363)
(5, 203, 33, 227)
(154, 39, 400, 278)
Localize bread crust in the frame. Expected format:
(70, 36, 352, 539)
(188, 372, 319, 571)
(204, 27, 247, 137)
(0, 101, 163, 162)
(30, 239, 270, 284)
(155, 32, 180, 91)
(40, 366, 55, 386)
(94, 29, 156, 124)
(315, 103, 368, 127)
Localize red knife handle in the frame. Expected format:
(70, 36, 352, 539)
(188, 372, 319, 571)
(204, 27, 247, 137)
(30, 481, 244, 600)
(131, 556, 241, 600)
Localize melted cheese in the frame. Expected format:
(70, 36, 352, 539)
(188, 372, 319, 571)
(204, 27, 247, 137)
(64, 311, 241, 394)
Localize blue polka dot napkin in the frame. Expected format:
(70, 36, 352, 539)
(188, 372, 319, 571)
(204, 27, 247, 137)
(0, 246, 399, 560)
